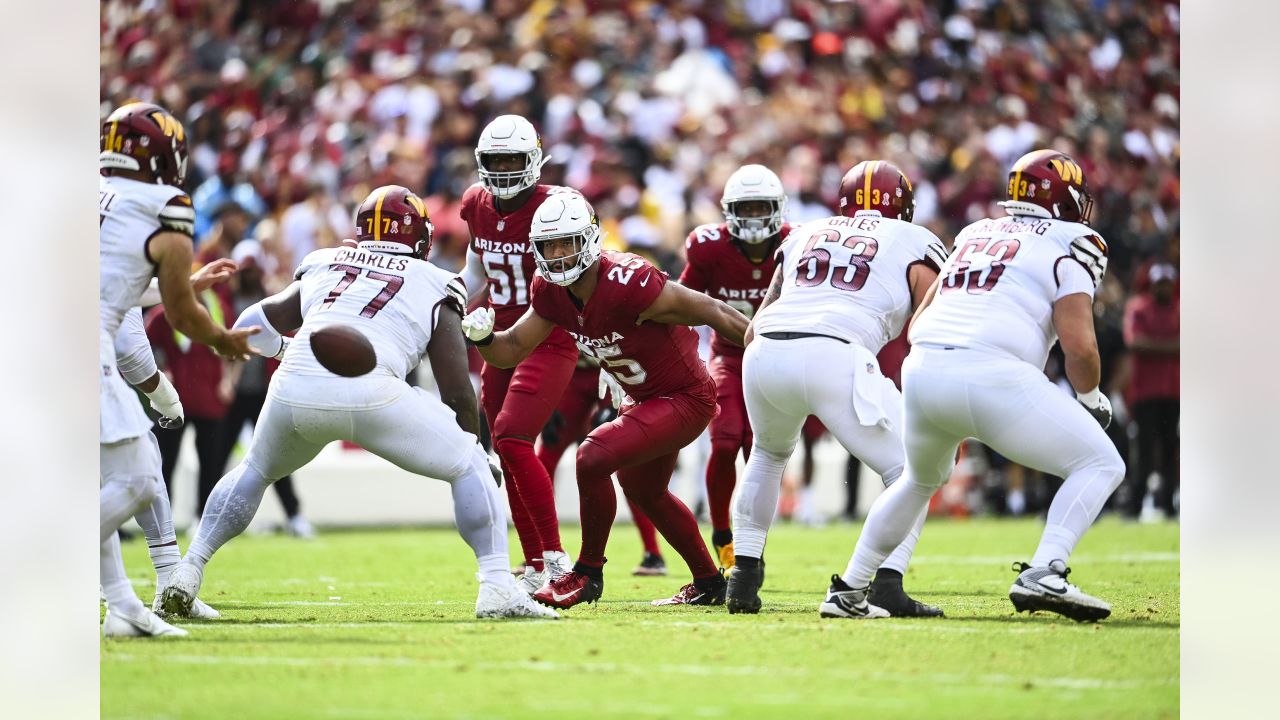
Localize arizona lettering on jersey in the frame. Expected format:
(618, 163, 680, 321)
(680, 221, 792, 359)
(910, 215, 1106, 369)
(754, 212, 946, 353)
(530, 252, 713, 402)
(283, 246, 464, 383)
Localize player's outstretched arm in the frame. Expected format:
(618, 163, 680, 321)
(638, 280, 749, 346)
(232, 281, 302, 361)
(428, 305, 482, 438)
(151, 231, 258, 360)
(464, 305, 555, 369)
(461, 249, 491, 307)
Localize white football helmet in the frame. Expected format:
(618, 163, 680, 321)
(721, 164, 787, 243)
(475, 114, 548, 199)
(529, 193, 604, 286)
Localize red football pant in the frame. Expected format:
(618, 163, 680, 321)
(481, 336, 578, 567)
(706, 355, 750, 533)
(574, 384, 719, 579)
(537, 364, 663, 556)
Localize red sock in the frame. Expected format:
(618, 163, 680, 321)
(629, 490, 717, 578)
(574, 438, 619, 566)
(501, 465, 543, 569)
(496, 436, 563, 555)
(706, 441, 740, 533)
(628, 498, 661, 555)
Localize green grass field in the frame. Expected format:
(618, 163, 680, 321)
(102, 517, 1178, 719)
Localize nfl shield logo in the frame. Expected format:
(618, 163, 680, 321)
(752, 269, 762, 280)
(866, 363, 875, 374)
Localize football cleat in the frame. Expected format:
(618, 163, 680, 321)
(725, 562, 763, 614)
(286, 515, 317, 540)
(515, 567, 547, 595)
(102, 608, 188, 638)
(819, 575, 889, 619)
(632, 552, 668, 577)
(869, 571, 944, 618)
(543, 550, 575, 581)
(153, 589, 221, 620)
(533, 571, 603, 609)
(1009, 560, 1111, 622)
(476, 580, 560, 619)
(158, 560, 203, 619)
(653, 576, 726, 607)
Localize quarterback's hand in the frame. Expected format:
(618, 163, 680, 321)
(1076, 388, 1113, 429)
(191, 258, 238, 293)
(215, 326, 260, 362)
(598, 369, 625, 409)
(462, 307, 496, 345)
(149, 378, 185, 430)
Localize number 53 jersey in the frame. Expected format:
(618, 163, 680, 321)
(754, 212, 946, 354)
(530, 252, 714, 403)
(909, 215, 1106, 369)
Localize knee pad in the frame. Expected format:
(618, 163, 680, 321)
(576, 438, 617, 481)
(879, 463, 904, 488)
(494, 434, 536, 462)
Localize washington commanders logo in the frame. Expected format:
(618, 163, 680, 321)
(1049, 158, 1082, 184)
(149, 111, 185, 141)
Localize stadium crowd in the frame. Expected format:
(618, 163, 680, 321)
(100, 0, 1179, 520)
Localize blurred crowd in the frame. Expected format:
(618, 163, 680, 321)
(101, 0, 1179, 520)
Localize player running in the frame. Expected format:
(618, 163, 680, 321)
(160, 185, 557, 620)
(678, 164, 793, 570)
(841, 150, 1123, 622)
(464, 193, 750, 608)
(460, 115, 580, 593)
(726, 160, 947, 618)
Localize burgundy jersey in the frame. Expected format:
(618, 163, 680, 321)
(460, 182, 578, 330)
(679, 221, 793, 358)
(531, 252, 712, 402)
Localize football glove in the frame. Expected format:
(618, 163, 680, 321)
(462, 307, 496, 346)
(146, 373, 185, 430)
(1076, 387, 1113, 429)
(598, 369, 625, 410)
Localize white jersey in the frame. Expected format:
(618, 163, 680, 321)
(276, 246, 466, 403)
(910, 214, 1106, 368)
(754, 211, 947, 352)
(99, 175, 194, 443)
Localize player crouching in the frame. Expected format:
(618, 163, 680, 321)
(159, 185, 557, 621)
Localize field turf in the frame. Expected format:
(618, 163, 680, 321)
(102, 517, 1178, 719)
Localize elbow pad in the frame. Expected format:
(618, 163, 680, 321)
(234, 302, 288, 360)
(138, 278, 162, 307)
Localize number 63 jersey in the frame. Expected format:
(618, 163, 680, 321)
(909, 215, 1107, 369)
(282, 246, 466, 383)
(754, 212, 947, 353)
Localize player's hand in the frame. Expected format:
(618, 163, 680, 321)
(461, 307, 495, 345)
(598, 369, 625, 409)
(151, 394, 184, 429)
(1076, 388, 1113, 429)
(216, 326, 260, 362)
(191, 258, 238, 292)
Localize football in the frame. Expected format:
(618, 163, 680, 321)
(308, 323, 377, 377)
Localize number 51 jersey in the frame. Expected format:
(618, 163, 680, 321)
(282, 245, 466, 384)
(909, 215, 1106, 369)
(754, 211, 946, 353)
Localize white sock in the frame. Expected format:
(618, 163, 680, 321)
(1032, 460, 1125, 567)
(187, 461, 272, 569)
(843, 477, 935, 588)
(478, 553, 514, 588)
(134, 482, 180, 586)
(450, 447, 510, 582)
(732, 444, 790, 558)
(101, 534, 145, 617)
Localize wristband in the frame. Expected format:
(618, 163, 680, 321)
(1075, 387, 1103, 405)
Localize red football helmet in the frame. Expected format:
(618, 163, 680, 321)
(99, 102, 189, 188)
(1000, 149, 1093, 225)
(837, 160, 914, 221)
(353, 185, 434, 259)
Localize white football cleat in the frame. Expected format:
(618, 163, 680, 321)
(286, 515, 317, 540)
(158, 560, 204, 618)
(476, 579, 560, 620)
(1009, 560, 1111, 622)
(543, 550, 574, 581)
(153, 589, 221, 619)
(818, 575, 890, 619)
(102, 608, 188, 638)
(515, 567, 547, 595)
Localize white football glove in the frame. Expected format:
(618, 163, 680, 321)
(146, 373, 185, 430)
(598, 369, 626, 409)
(462, 307, 496, 345)
(1076, 387, 1113, 429)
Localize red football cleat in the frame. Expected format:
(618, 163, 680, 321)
(532, 570, 603, 609)
(651, 579, 726, 606)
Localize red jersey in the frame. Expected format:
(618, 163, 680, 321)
(460, 182, 578, 330)
(1123, 293, 1180, 404)
(679, 221, 793, 358)
(531, 252, 712, 402)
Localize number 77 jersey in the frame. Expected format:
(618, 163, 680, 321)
(754, 211, 947, 353)
(909, 214, 1108, 368)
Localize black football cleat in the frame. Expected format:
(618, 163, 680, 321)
(726, 560, 763, 614)
(869, 570, 945, 618)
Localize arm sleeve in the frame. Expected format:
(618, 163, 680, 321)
(461, 249, 488, 304)
(138, 278, 162, 307)
(234, 301, 287, 359)
(1053, 256, 1097, 301)
(115, 307, 158, 385)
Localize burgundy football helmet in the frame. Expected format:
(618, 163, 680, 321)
(99, 102, 189, 188)
(353, 185, 434, 259)
(1000, 149, 1094, 225)
(837, 160, 914, 222)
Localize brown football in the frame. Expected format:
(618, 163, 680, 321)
(308, 324, 377, 377)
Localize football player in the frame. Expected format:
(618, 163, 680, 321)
(464, 193, 750, 608)
(678, 164, 793, 570)
(841, 150, 1123, 622)
(726, 160, 947, 618)
(99, 102, 258, 637)
(160, 185, 557, 620)
(459, 115, 579, 593)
